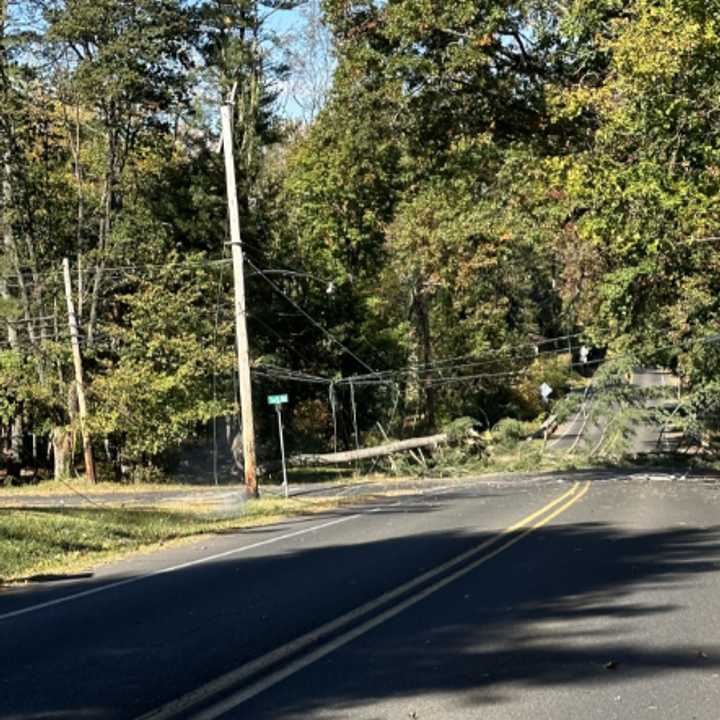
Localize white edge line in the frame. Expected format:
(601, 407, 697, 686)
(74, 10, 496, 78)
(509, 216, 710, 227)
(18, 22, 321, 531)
(0, 481, 471, 623)
(0, 514, 360, 623)
(547, 406, 583, 449)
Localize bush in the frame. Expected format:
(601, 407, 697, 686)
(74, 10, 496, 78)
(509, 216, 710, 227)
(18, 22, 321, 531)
(291, 399, 333, 452)
(489, 417, 537, 452)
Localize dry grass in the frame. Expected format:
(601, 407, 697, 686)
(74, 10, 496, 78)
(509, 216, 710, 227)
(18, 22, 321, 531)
(0, 477, 247, 497)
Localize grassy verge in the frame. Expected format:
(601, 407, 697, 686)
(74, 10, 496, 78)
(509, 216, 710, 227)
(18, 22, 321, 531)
(5, 443, 705, 585)
(0, 466, 382, 498)
(0, 495, 349, 585)
(0, 478, 249, 497)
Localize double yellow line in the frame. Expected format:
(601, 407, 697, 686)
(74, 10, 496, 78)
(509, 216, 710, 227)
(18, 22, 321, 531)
(139, 480, 591, 720)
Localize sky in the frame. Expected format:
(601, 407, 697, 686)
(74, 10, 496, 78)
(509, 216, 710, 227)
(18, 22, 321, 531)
(5, 0, 335, 122)
(263, 1, 335, 122)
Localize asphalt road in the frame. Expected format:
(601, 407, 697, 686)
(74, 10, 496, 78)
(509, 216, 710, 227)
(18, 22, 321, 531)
(2, 473, 719, 719)
(549, 367, 680, 455)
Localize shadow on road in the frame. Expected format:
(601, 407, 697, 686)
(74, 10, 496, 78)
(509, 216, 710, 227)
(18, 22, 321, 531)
(234, 520, 720, 718)
(12, 572, 95, 584)
(1, 498, 720, 718)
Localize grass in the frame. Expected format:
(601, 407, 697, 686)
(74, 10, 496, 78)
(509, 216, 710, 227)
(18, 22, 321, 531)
(0, 477, 248, 497)
(0, 465, 375, 497)
(286, 466, 359, 484)
(5, 440, 707, 586)
(0, 495, 351, 585)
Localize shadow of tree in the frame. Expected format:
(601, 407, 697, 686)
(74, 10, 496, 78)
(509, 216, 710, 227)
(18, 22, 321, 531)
(1, 505, 719, 719)
(238, 522, 720, 718)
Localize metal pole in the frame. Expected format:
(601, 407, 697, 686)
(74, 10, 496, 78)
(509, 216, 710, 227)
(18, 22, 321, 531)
(329, 381, 337, 453)
(62, 257, 96, 483)
(277, 405, 288, 499)
(220, 104, 258, 498)
(350, 381, 360, 451)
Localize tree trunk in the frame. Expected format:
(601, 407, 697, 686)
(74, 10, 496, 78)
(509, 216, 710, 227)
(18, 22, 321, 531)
(10, 414, 22, 463)
(87, 125, 117, 346)
(255, 433, 451, 475)
(2, 145, 19, 344)
(52, 426, 72, 479)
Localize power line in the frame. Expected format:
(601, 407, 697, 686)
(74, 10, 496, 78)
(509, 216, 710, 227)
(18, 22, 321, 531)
(2, 258, 233, 284)
(426, 367, 533, 388)
(246, 311, 319, 368)
(2, 256, 336, 288)
(394, 332, 584, 373)
(248, 265, 393, 370)
(564, 333, 720, 374)
(340, 345, 577, 384)
(252, 366, 331, 385)
(336, 333, 585, 385)
(246, 258, 378, 376)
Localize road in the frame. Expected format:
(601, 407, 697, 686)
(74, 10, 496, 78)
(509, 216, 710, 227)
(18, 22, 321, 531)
(0, 477, 463, 510)
(549, 367, 681, 455)
(1, 473, 719, 719)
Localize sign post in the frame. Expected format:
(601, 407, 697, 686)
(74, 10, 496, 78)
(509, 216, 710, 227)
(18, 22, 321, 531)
(268, 394, 289, 498)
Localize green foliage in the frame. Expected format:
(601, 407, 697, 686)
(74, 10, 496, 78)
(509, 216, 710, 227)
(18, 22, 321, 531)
(488, 418, 537, 453)
(549, 1, 720, 373)
(669, 377, 720, 454)
(442, 416, 481, 442)
(0, 0, 294, 479)
(0, 346, 68, 434)
(90, 256, 235, 463)
(47, 0, 195, 117)
(7, 0, 720, 481)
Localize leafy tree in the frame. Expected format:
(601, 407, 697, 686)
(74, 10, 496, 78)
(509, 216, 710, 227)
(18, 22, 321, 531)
(550, 0, 720, 381)
(90, 256, 235, 475)
(280, 0, 573, 428)
(45, 0, 197, 340)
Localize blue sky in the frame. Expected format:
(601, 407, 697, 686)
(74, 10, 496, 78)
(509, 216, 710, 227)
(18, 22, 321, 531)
(5, 0, 333, 121)
(263, 1, 335, 121)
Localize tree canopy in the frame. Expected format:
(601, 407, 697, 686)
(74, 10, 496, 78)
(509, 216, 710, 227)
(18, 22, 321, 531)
(3, 0, 720, 481)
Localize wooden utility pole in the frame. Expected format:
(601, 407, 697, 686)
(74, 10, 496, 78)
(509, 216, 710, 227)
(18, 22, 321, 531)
(3, 128, 25, 465)
(62, 257, 96, 483)
(220, 104, 258, 497)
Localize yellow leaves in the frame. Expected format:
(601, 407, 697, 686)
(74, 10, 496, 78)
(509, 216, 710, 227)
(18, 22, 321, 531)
(614, 19, 693, 80)
(472, 34, 494, 48)
(131, 145, 167, 178)
(548, 83, 597, 121)
(555, 1, 720, 129)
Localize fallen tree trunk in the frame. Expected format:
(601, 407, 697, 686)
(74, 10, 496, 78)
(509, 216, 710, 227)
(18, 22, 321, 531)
(257, 433, 449, 476)
(528, 414, 558, 441)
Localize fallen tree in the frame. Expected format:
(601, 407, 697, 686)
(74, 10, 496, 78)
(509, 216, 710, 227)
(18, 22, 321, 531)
(293, 433, 448, 465)
(233, 417, 484, 477)
(528, 414, 558, 441)
(252, 433, 450, 476)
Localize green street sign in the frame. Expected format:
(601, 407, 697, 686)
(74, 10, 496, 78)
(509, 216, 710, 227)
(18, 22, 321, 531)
(267, 394, 289, 406)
